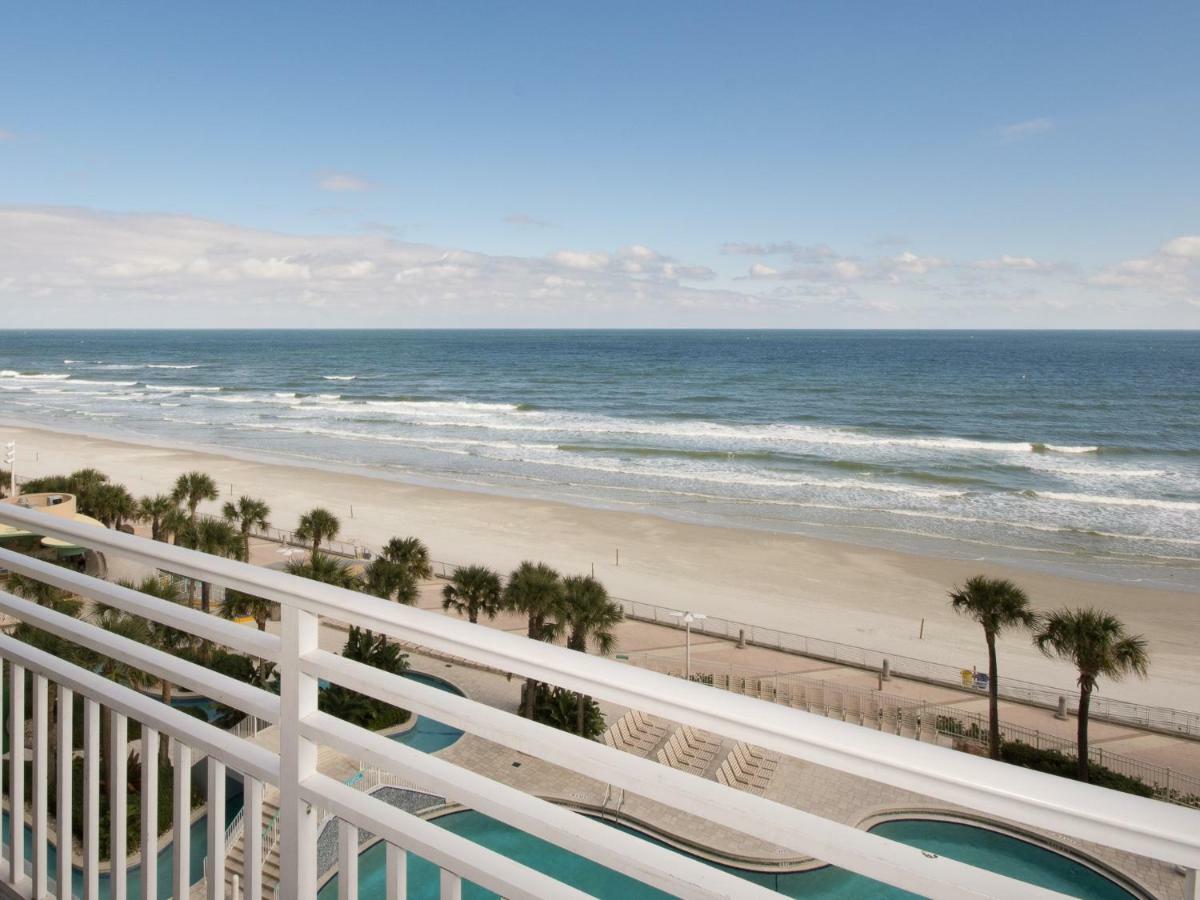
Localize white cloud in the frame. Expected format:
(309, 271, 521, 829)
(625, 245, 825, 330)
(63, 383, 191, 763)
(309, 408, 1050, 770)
(999, 117, 1054, 141)
(1163, 236, 1200, 259)
(0, 129, 15, 142)
(504, 213, 555, 228)
(0, 206, 747, 327)
(1, 206, 1196, 327)
(1088, 235, 1200, 298)
(317, 171, 373, 192)
(881, 251, 949, 277)
(973, 255, 1057, 272)
(552, 249, 610, 270)
(722, 241, 835, 261)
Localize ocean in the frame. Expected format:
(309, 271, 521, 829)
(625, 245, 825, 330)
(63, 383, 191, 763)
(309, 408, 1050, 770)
(1, 330, 1197, 589)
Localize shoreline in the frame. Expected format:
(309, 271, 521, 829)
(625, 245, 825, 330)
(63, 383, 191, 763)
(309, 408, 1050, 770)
(4, 419, 1199, 711)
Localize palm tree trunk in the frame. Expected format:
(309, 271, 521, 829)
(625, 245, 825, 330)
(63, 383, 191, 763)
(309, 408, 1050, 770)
(986, 632, 1000, 760)
(100, 706, 111, 794)
(523, 679, 539, 718)
(468, 608, 478, 624)
(576, 692, 586, 736)
(1077, 684, 1092, 782)
(160, 680, 173, 764)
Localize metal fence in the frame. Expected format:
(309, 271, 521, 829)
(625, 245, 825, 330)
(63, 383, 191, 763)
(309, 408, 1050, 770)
(624, 649, 1200, 808)
(116, 486, 1200, 742)
(614, 598, 1200, 740)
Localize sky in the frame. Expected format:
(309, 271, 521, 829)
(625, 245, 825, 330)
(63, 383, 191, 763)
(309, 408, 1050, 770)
(1, 2, 1198, 328)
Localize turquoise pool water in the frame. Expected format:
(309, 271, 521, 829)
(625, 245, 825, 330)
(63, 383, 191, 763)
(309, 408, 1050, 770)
(387, 671, 465, 753)
(0, 670, 462, 898)
(1, 775, 239, 899)
(317, 811, 1137, 900)
(171, 694, 222, 722)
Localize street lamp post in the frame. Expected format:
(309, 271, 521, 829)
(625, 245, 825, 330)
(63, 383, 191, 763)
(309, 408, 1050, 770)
(4, 442, 15, 498)
(669, 610, 707, 679)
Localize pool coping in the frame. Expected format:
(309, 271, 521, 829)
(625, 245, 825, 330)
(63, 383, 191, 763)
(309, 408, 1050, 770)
(375, 667, 467, 744)
(314, 790, 1164, 899)
(856, 808, 1157, 900)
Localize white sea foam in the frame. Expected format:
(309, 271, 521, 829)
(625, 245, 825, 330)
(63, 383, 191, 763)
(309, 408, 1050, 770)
(65, 378, 139, 387)
(1, 371, 71, 381)
(323, 375, 357, 381)
(1033, 491, 1200, 512)
(147, 364, 201, 369)
(146, 384, 220, 392)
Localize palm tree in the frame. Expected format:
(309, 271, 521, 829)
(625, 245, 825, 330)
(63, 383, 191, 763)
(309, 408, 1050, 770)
(121, 575, 196, 761)
(285, 553, 361, 590)
(10, 571, 84, 773)
(188, 518, 244, 614)
(363, 559, 418, 606)
(88, 606, 151, 786)
(8, 572, 83, 617)
(221, 589, 277, 686)
(91, 483, 136, 529)
(66, 468, 111, 516)
(948, 575, 1037, 760)
(223, 495, 271, 562)
(379, 537, 433, 581)
(296, 508, 340, 562)
(160, 505, 190, 545)
(137, 494, 179, 541)
(442, 565, 503, 625)
(561, 574, 623, 735)
(503, 562, 565, 718)
(221, 588, 275, 633)
(172, 471, 219, 529)
(1034, 608, 1149, 783)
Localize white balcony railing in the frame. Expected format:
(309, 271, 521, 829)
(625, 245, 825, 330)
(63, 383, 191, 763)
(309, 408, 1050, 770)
(0, 502, 1197, 900)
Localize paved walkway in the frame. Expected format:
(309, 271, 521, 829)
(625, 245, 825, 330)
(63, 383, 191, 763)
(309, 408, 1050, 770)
(254, 619, 1187, 899)
(393, 572, 1200, 784)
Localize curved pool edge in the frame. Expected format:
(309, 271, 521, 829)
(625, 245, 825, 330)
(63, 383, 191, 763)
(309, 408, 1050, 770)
(856, 809, 1155, 900)
(316, 796, 1152, 900)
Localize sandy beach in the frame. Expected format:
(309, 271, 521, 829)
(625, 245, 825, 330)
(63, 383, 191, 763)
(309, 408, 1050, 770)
(5, 421, 1198, 711)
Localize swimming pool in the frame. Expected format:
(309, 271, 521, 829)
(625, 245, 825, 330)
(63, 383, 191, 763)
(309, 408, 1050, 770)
(0, 670, 464, 897)
(385, 671, 465, 753)
(316, 810, 1138, 900)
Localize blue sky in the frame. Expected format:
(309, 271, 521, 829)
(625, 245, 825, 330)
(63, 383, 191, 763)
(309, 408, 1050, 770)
(1, 2, 1198, 327)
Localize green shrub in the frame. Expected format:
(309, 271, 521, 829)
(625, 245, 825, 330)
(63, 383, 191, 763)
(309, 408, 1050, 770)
(1000, 740, 1154, 797)
(530, 684, 605, 739)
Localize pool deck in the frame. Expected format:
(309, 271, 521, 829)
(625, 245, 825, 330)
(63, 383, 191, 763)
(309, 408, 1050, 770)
(236, 614, 1187, 899)
(236, 538, 1199, 898)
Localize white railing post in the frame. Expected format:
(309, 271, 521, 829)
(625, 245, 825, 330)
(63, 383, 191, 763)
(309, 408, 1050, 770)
(141, 726, 159, 900)
(9, 662, 25, 886)
(244, 777, 263, 900)
(1185, 867, 1199, 900)
(83, 698, 100, 900)
(31, 673, 48, 898)
(56, 687, 73, 900)
(386, 844, 406, 899)
(172, 741, 192, 900)
(111, 710, 129, 900)
(439, 868, 462, 900)
(207, 757, 226, 900)
(279, 603, 319, 897)
(338, 820, 358, 900)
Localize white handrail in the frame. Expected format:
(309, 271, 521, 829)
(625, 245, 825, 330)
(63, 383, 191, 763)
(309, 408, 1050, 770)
(0, 502, 1195, 899)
